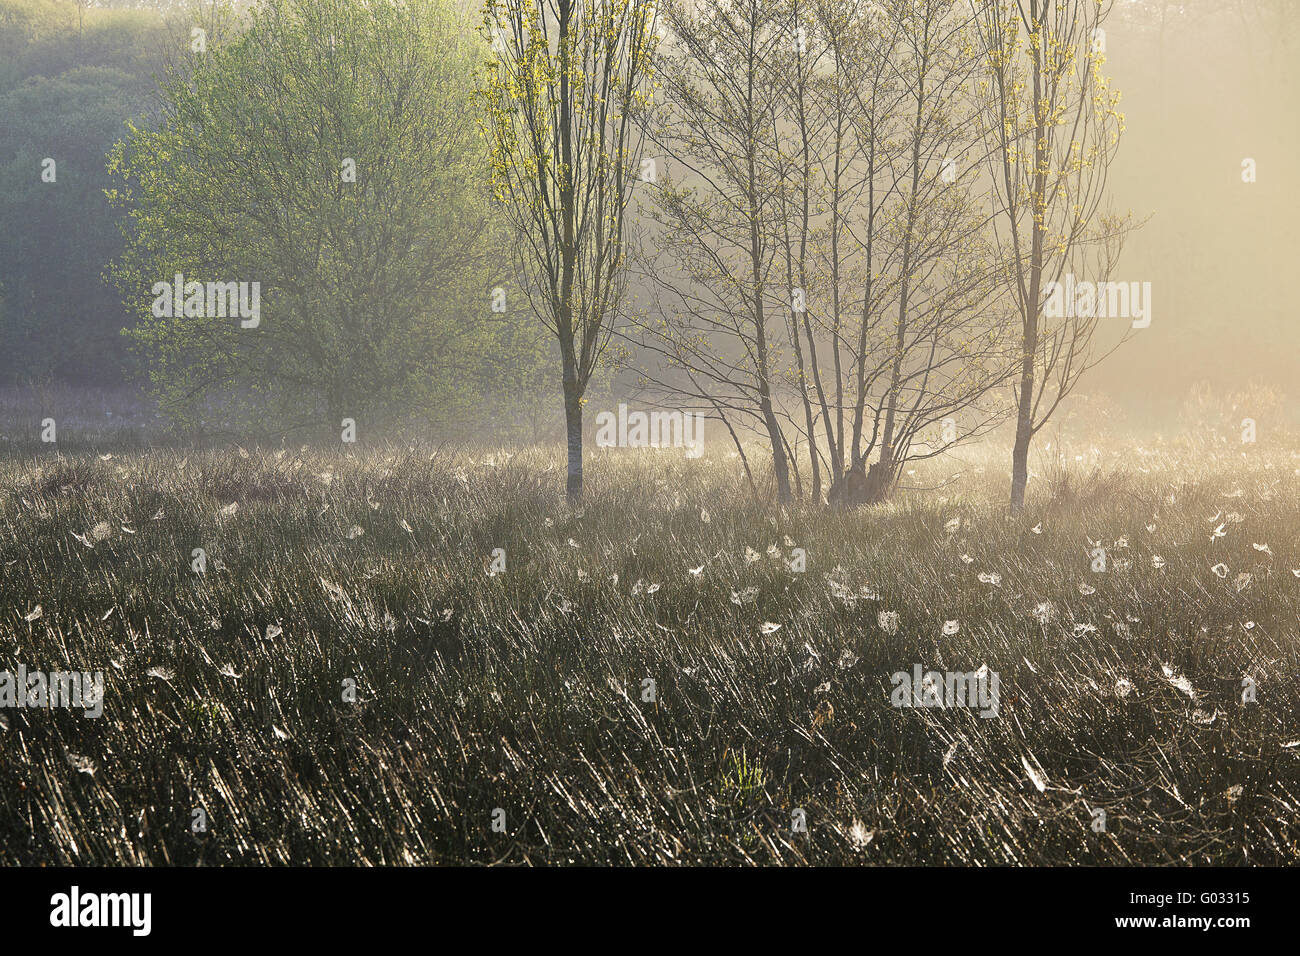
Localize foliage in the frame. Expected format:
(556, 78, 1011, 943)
(109, 0, 507, 433)
(478, 0, 660, 498)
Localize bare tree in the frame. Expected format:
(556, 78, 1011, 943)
(839, 0, 1012, 503)
(631, 0, 1016, 506)
(480, 0, 658, 500)
(631, 0, 796, 501)
(971, 0, 1133, 513)
(775, 0, 1014, 505)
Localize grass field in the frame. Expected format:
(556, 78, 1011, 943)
(2, 436, 1299, 864)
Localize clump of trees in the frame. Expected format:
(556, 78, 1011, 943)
(629, 0, 1016, 505)
(607, 0, 1132, 509)
(1, 0, 1143, 505)
(110, 0, 530, 435)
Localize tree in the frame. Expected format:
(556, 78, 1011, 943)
(109, 0, 497, 433)
(972, 0, 1133, 513)
(632, 0, 1012, 505)
(479, 0, 659, 501)
(795, 0, 1013, 505)
(630, 0, 797, 501)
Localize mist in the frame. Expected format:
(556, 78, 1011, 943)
(0, 0, 1297, 901)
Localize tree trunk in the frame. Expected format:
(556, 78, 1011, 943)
(1010, 388, 1033, 514)
(760, 397, 792, 503)
(1010, 217, 1042, 515)
(1011, 7, 1046, 514)
(1009, 337, 1036, 513)
(863, 458, 894, 505)
(563, 378, 582, 502)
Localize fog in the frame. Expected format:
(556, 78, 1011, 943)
(1099, 1, 1297, 424)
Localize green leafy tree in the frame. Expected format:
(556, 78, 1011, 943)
(479, 0, 659, 500)
(973, 0, 1133, 513)
(110, 0, 500, 433)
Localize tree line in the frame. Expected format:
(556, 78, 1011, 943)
(0, 0, 1135, 509)
(10, 0, 1291, 509)
(1, 0, 555, 440)
(0, 0, 166, 385)
(485, 0, 1134, 511)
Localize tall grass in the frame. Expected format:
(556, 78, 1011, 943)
(1, 438, 1298, 864)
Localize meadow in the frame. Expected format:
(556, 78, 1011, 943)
(2, 432, 1299, 865)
